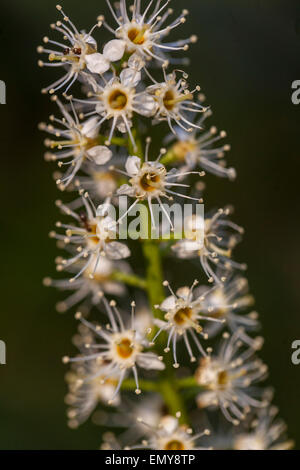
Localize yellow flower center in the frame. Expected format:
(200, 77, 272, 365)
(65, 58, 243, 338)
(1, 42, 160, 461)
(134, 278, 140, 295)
(139, 172, 162, 192)
(173, 307, 193, 325)
(164, 440, 185, 451)
(173, 140, 196, 160)
(163, 89, 176, 111)
(108, 89, 128, 110)
(116, 338, 134, 359)
(163, 89, 193, 111)
(87, 222, 100, 245)
(128, 27, 147, 45)
(217, 370, 229, 388)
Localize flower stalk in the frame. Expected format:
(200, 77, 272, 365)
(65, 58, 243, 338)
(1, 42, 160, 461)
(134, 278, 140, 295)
(39, 2, 292, 451)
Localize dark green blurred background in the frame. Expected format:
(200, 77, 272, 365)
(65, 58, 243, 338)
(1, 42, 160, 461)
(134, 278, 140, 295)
(1, 0, 300, 449)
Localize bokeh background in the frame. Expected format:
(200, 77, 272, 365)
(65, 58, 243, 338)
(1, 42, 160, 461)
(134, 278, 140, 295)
(1, 0, 300, 449)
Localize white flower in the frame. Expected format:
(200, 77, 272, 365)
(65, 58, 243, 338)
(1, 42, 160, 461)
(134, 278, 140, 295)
(65, 361, 122, 428)
(64, 320, 123, 428)
(195, 330, 268, 425)
(195, 275, 261, 347)
(172, 209, 247, 284)
(63, 297, 165, 403)
(148, 69, 205, 134)
(38, 5, 103, 94)
(151, 280, 225, 367)
(116, 143, 203, 229)
(77, 164, 119, 201)
(51, 195, 130, 283)
(165, 108, 236, 179)
(75, 68, 157, 147)
(128, 415, 211, 450)
(233, 401, 294, 450)
(43, 256, 129, 313)
(96, 394, 165, 446)
(41, 97, 112, 188)
(101, 1, 196, 66)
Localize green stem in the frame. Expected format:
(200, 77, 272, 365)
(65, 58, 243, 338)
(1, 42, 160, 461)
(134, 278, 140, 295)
(97, 135, 128, 147)
(158, 380, 188, 423)
(128, 127, 144, 159)
(111, 271, 147, 290)
(121, 378, 158, 393)
(123, 128, 190, 424)
(142, 239, 165, 319)
(177, 377, 198, 389)
(160, 149, 177, 166)
(142, 230, 189, 425)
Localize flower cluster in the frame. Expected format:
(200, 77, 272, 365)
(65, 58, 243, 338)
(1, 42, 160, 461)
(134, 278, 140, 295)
(40, 2, 292, 451)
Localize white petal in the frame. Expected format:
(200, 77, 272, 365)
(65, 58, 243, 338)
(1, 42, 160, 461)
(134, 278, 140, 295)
(103, 39, 126, 62)
(100, 383, 121, 406)
(134, 93, 157, 117)
(137, 353, 165, 371)
(117, 184, 135, 196)
(196, 391, 216, 409)
(102, 281, 126, 296)
(125, 155, 141, 176)
(160, 295, 177, 311)
(96, 203, 112, 217)
(102, 215, 117, 231)
(176, 286, 190, 301)
(83, 34, 97, 48)
(82, 117, 100, 139)
(120, 68, 141, 88)
(128, 53, 145, 71)
(105, 242, 131, 260)
(175, 240, 203, 252)
(92, 255, 113, 276)
(80, 71, 99, 93)
(96, 102, 105, 114)
(134, 309, 154, 335)
(86, 146, 112, 165)
(160, 416, 179, 434)
(154, 319, 167, 329)
(116, 120, 130, 134)
(85, 53, 110, 74)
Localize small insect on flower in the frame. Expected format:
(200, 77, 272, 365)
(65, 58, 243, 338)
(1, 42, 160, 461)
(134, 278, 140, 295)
(40, 97, 112, 188)
(63, 297, 165, 404)
(172, 208, 247, 284)
(195, 330, 268, 425)
(195, 275, 261, 347)
(51, 195, 130, 284)
(148, 69, 205, 135)
(102, 0, 196, 67)
(126, 415, 212, 450)
(44, 255, 129, 313)
(38, 5, 105, 94)
(233, 398, 294, 450)
(165, 108, 236, 180)
(151, 280, 225, 367)
(73, 67, 157, 148)
(116, 139, 204, 230)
